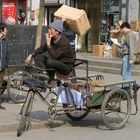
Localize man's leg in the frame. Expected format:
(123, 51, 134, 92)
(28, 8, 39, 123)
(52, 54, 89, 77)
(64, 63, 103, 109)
(46, 59, 72, 76)
(121, 55, 132, 80)
(0, 70, 6, 109)
(34, 54, 47, 69)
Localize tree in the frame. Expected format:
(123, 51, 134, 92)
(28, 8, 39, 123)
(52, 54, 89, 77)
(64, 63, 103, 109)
(35, 0, 44, 49)
(138, 0, 140, 53)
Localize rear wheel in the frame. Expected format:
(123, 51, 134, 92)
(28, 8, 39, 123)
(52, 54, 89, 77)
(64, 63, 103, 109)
(101, 89, 131, 129)
(64, 103, 89, 121)
(7, 71, 31, 103)
(63, 85, 89, 121)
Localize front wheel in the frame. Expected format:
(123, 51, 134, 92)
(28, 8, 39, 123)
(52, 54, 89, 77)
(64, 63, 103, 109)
(101, 89, 131, 129)
(17, 90, 33, 137)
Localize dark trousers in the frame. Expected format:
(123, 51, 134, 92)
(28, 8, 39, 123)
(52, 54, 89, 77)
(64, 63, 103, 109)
(34, 53, 72, 79)
(0, 70, 5, 106)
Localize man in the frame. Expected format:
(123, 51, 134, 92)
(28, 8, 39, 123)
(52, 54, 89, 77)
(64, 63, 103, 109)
(25, 19, 75, 81)
(0, 22, 9, 109)
(62, 21, 76, 81)
(120, 22, 137, 81)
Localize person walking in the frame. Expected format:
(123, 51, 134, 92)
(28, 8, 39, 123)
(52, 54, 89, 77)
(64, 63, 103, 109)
(25, 19, 75, 82)
(62, 21, 76, 80)
(0, 22, 9, 109)
(120, 22, 137, 82)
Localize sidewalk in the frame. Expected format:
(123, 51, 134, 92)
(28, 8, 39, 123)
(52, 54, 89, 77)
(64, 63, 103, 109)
(0, 53, 140, 133)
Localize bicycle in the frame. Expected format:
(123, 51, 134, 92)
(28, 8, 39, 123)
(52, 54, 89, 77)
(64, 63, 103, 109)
(16, 59, 140, 137)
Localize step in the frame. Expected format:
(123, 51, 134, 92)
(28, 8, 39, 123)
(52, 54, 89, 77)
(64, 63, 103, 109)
(76, 65, 140, 76)
(76, 53, 140, 73)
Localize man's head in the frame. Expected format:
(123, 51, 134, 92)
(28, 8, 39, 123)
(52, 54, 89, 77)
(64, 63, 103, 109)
(48, 19, 63, 37)
(120, 22, 131, 34)
(0, 22, 8, 37)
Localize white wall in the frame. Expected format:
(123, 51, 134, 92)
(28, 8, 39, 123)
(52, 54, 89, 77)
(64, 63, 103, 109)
(128, 0, 139, 21)
(121, 0, 139, 22)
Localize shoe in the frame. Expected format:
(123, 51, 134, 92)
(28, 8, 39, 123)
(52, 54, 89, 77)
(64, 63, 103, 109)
(132, 84, 140, 91)
(0, 105, 6, 110)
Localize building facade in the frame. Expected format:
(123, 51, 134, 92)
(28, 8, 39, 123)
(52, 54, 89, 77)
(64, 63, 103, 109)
(0, 0, 139, 52)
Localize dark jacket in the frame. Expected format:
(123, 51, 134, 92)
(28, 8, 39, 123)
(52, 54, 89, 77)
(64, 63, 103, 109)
(32, 35, 75, 66)
(62, 29, 76, 48)
(0, 37, 9, 71)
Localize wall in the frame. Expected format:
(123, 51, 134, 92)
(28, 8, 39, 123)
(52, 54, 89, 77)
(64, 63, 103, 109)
(128, 0, 139, 21)
(121, 0, 139, 22)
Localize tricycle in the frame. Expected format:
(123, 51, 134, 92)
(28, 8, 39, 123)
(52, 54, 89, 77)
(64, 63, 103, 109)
(9, 59, 139, 137)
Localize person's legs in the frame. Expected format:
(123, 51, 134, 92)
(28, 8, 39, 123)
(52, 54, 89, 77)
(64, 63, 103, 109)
(0, 70, 6, 109)
(46, 58, 72, 76)
(121, 55, 132, 80)
(34, 53, 47, 69)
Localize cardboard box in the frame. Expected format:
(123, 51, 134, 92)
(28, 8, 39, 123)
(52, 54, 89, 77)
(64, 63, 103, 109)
(130, 21, 140, 31)
(93, 45, 104, 56)
(70, 80, 105, 93)
(54, 5, 91, 36)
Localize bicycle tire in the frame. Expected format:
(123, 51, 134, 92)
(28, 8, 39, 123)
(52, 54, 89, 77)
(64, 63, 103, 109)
(63, 84, 89, 121)
(101, 89, 131, 129)
(64, 104, 90, 121)
(7, 70, 31, 103)
(17, 90, 33, 137)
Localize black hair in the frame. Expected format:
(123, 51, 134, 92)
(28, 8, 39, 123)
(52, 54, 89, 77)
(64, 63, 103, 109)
(0, 22, 7, 31)
(120, 22, 131, 29)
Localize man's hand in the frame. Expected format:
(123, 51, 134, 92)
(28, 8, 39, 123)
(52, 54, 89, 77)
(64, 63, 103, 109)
(46, 33, 52, 47)
(25, 54, 32, 63)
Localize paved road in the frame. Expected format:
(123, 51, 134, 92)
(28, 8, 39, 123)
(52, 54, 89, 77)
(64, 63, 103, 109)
(0, 69, 140, 139)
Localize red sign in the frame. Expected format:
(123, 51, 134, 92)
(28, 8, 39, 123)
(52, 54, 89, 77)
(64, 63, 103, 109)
(2, 0, 16, 25)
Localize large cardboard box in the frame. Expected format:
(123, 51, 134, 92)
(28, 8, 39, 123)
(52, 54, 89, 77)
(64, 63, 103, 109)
(93, 45, 104, 56)
(54, 5, 91, 36)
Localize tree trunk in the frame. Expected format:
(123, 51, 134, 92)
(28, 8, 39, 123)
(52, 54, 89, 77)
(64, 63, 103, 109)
(35, 0, 44, 49)
(138, 0, 140, 53)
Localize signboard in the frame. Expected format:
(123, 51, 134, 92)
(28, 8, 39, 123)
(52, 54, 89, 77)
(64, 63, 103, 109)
(2, 0, 16, 25)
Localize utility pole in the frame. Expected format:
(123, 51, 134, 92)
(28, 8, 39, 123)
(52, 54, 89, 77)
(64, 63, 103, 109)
(35, 0, 44, 49)
(138, 0, 140, 53)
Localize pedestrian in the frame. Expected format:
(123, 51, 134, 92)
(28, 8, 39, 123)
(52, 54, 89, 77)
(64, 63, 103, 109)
(62, 21, 76, 80)
(25, 19, 75, 82)
(18, 10, 26, 25)
(0, 22, 9, 109)
(120, 22, 137, 83)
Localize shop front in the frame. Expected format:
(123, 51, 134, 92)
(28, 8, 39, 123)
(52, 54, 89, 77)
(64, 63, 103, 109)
(0, 0, 27, 25)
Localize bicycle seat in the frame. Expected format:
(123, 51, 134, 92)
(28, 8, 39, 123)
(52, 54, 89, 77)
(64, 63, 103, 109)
(23, 79, 46, 89)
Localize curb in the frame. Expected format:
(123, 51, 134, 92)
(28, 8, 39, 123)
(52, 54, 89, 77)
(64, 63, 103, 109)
(0, 119, 65, 133)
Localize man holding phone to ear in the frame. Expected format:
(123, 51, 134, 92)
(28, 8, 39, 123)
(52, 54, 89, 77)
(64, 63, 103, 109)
(26, 19, 75, 82)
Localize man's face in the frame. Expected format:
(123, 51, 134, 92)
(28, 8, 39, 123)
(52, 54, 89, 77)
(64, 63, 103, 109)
(48, 27, 59, 38)
(120, 27, 128, 35)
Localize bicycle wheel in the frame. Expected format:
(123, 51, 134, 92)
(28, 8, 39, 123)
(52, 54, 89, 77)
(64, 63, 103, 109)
(7, 70, 31, 103)
(17, 90, 33, 137)
(64, 104, 90, 121)
(62, 85, 89, 121)
(101, 89, 131, 129)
